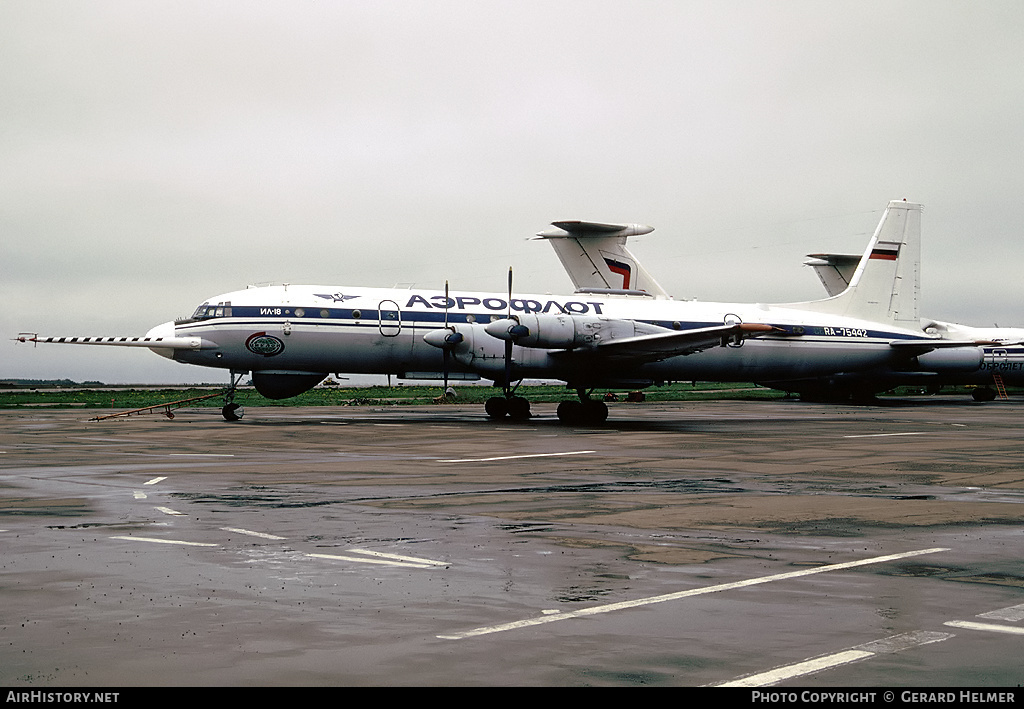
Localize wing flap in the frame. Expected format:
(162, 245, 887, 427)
(888, 339, 999, 356)
(552, 323, 775, 365)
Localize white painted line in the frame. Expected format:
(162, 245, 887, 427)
(978, 603, 1024, 622)
(133, 491, 147, 499)
(437, 450, 596, 463)
(221, 527, 287, 540)
(437, 548, 948, 640)
(144, 476, 167, 485)
(843, 432, 929, 439)
(944, 620, 1024, 636)
(348, 548, 447, 566)
(719, 650, 874, 687)
(169, 453, 235, 457)
(855, 630, 954, 654)
(110, 535, 218, 547)
(155, 506, 185, 516)
(307, 552, 432, 569)
(717, 631, 953, 687)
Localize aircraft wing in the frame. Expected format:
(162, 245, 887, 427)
(551, 323, 775, 365)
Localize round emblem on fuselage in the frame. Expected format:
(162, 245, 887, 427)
(246, 332, 285, 357)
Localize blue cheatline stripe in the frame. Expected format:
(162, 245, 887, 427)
(180, 307, 956, 344)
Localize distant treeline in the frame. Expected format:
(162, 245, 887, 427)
(1, 379, 102, 388)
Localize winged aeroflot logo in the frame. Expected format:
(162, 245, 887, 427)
(314, 293, 361, 302)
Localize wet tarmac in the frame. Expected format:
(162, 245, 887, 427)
(1, 398, 1022, 687)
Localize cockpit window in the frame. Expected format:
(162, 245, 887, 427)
(191, 302, 232, 320)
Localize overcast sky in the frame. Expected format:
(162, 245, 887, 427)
(4, 1, 1024, 384)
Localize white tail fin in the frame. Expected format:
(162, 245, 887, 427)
(793, 201, 921, 325)
(533, 221, 671, 298)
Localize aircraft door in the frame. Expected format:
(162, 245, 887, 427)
(378, 300, 401, 337)
(986, 348, 1008, 369)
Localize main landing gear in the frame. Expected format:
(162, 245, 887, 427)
(484, 394, 532, 421)
(555, 397, 608, 425)
(484, 388, 609, 425)
(221, 371, 246, 421)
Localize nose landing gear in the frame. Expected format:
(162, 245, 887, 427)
(221, 371, 246, 421)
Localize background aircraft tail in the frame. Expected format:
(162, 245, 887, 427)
(533, 221, 671, 298)
(792, 201, 921, 325)
(803, 252, 860, 298)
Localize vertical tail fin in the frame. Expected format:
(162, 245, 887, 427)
(533, 221, 671, 298)
(794, 201, 921, 325)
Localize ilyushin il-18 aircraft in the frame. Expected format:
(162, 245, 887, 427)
(17, 200, 1024, 423)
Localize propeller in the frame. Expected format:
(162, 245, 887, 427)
(503, 267, 516, 395)
(443, 281, 452, 394)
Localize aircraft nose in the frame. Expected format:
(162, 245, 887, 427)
(145, 320, 177, 339)
(145, 320, 181, 360)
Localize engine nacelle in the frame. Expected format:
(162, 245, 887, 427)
(915, 347, 983, 373)
(483, 314, 648, 349)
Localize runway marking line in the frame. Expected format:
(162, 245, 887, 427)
(944, 620, 1024, 636)
(842, 432, 930, 439)
(308, 548, 447, 569)
(308, 552, 432, 569)
(155, 506, 185, 516)
(978, 602, 1024, 623)
(437, 547, 948, 640)
(436, 450, 596, 463)
(347, 548, 448, 567)
(144, 476, 167, 485)
(221, 527, 287, 540)
(110, 535, 218, 548)
(715, 631, 953, 687)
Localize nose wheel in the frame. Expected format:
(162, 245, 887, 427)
(222, 402, 244, 421)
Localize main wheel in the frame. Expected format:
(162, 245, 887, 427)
(485, 396, 509, 419)
(972, 388, 997, 402)
(556, 400, 583, 425)
(506, 396, 531, 420)
(582, 399, 609, 424)
(222, 403, 244, 421)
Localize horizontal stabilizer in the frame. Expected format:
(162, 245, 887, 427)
(535, 221, 654, 239)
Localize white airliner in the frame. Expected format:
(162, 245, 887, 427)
(17, 200, 1020, 422)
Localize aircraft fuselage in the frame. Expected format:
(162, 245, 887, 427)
(155, 283, 1021, 396)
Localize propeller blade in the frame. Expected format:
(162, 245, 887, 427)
(504, 267, 513, 393)
(443, 281, 450, 392)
